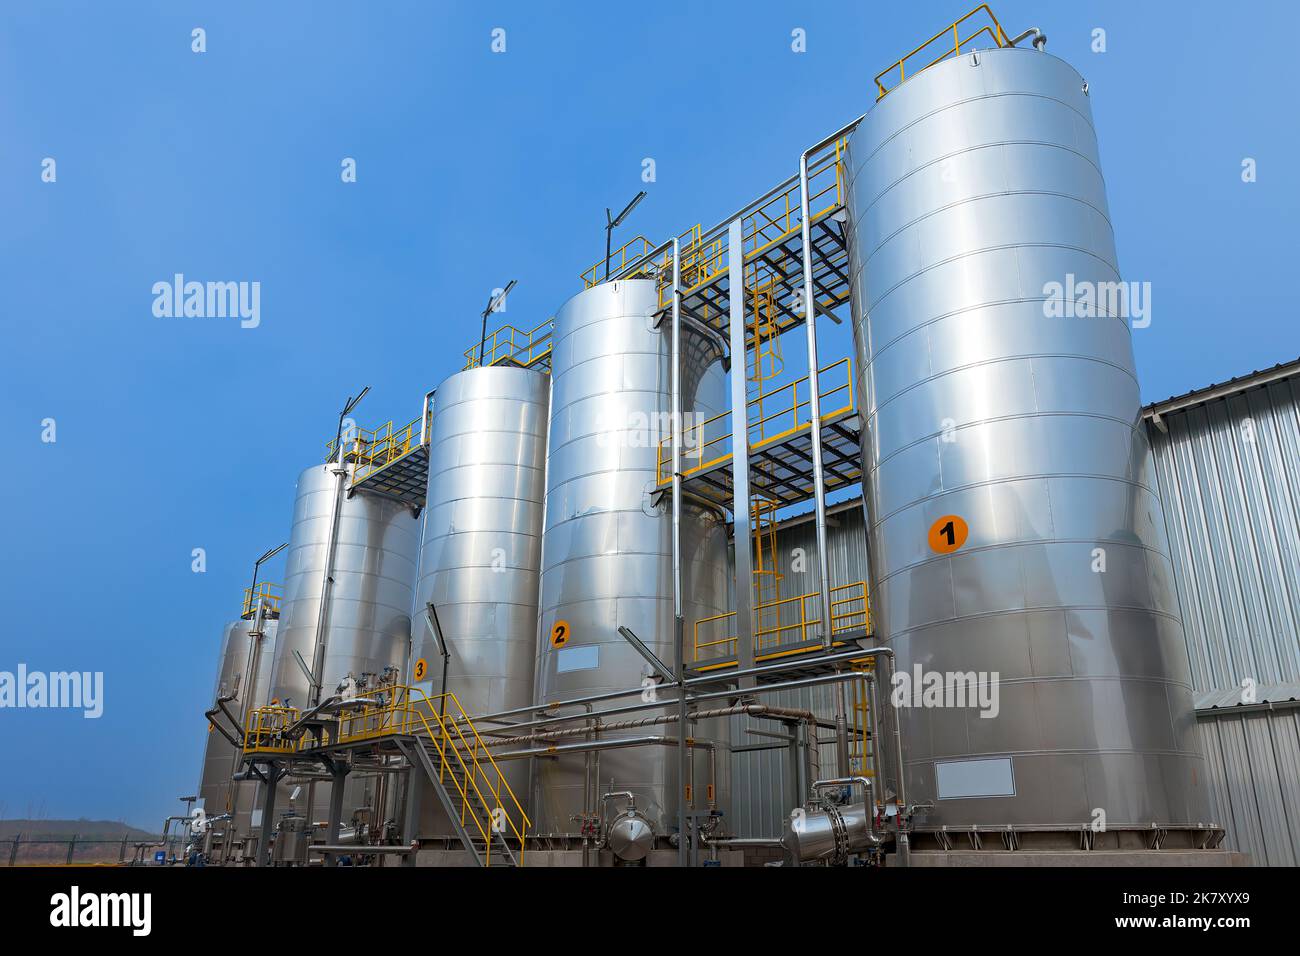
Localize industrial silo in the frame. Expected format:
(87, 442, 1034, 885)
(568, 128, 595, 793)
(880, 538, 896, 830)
(197, 614, 279, 845)
(266, 461, 420, 824)
(845, 45, 1210, 844)
(532, 278, 732, 845)
(411, 364, 549, 827)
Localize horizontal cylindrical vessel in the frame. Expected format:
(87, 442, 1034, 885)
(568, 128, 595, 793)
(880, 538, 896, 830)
(532, 279, 731, 839)
(198, 616, 279, 841)
(845, 47, 1208, 835)
(412, 364, 549, 834)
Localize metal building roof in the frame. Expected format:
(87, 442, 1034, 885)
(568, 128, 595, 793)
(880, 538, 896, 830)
(1144, 357, 1300, 423)
(1195, 682, 1300, 714)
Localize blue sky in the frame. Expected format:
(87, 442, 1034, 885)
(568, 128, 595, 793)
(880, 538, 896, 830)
(1, 0, 1296, 828)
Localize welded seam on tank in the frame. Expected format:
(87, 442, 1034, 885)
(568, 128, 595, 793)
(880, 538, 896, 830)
(884, 599, 1186, 637)
(862, 351, 1141, 422)
(865, 410, 1159, 486)
(859, 242, 1121, 327)
(872, 532, 1180, 591)
(851, 139, 1108, 225)
(854, 86, 1096, 171)
(858, 187, 1114, 280)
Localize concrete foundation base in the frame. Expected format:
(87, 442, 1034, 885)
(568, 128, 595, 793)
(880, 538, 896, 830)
(412, 847, 747, 867)
(907, 850, 1250, 867)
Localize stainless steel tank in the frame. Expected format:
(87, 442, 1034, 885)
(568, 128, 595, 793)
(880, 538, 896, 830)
(532, 278, 732, 840)
(197, 617, 279, 841)
(844, 46, 1209, 839)
(268, 463, 420, 709)
(266, 462, 420, 827)
(412, 365, 549, 832)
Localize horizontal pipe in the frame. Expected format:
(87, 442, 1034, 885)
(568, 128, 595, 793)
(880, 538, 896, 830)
(308, 843, 415, 855)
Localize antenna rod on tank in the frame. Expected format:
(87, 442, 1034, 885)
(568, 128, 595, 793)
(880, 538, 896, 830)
(604, 191, 647, 281)
(478, 280, 517, 368)
(333, 386, 371, 464)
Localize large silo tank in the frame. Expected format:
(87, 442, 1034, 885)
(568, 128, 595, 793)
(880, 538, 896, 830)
(533, 279, 731, 839)
(268, 463, 420, 709)
(412, 365, 549, 829)
(198, 617, 279, 839)
(845, 46, 1209, 838)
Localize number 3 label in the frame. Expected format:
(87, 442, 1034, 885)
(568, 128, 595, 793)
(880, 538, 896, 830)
(928, 515, 968, 554)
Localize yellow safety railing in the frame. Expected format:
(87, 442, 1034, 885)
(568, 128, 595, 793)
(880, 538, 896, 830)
(656, 357, 854, 485)
(243, 706, 304, 755)
(241, 685, 530, 864)
(577, 137, 846, 332)
(848, 667, 875, 781)
(333, 685, 529, 865)
(325, 417, 422, 484)
(241, 582, 282, 619)
(580, 235, 659, 289)
(646, 145, 845, 316)
(874, 4, 1008, 101)
(694, 581, 870, 664)
(464, 318, 555, 370)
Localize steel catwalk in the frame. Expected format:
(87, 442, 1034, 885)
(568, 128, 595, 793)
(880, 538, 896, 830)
(412, 365, 549, 832)
(844, 47, 1209, 833)
(532, 279, 731, 838)
(197, 618, 280, 841)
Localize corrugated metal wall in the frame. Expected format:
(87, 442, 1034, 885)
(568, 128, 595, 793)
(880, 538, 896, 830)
(1196, 706, 1300, 866)
(726, 374, 1300, 856)
(1147, 376, 1300, 691)
(728, 503, 871, 838)
(1146, 374, 1300, 865)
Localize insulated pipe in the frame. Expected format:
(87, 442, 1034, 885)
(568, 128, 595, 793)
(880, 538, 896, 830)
(480, 703, 816, 748)
(1007, 27, 1047, 49)
(489, 735, 697, 762)
(468, 646, 877, 727)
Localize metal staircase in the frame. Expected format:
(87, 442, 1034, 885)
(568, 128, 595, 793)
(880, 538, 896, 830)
(395, 736, 520, 868)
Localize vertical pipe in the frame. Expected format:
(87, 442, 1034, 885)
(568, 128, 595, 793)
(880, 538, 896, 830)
(835, 680, 851, 777)
(324, 766, 347, 866)
(866, 673, 883, 797)
(797, 150, 834, 648)
(309, 460, 348, 706)
(727, 220, 756, 677)
(671, 237, 689, 868)
(258, 768, 278, 867)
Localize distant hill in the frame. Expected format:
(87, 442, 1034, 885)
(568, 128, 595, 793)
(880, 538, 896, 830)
(0, 819, 160, 840)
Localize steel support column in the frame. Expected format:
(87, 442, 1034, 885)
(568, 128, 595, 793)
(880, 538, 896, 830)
(727, 219, 756, 680)
(257, 765, 279, 867)
(798, 153, 834, 648)
(401, 764, 422, 868)
(671, 237, 690, 868)
(323, 764, 349, 866)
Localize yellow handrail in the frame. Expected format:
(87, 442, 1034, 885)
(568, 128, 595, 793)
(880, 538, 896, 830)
(580, 235, 659, 289)
(464, 318, 555, 370)
(656, 357, 855, 485)
(242, 705, 303, 755)
(241, 582, 282, 619)
(324, 416, 422, 483)
(332, 686, 529, 864)
(694, 581, 870, 663)
(874, 4, 1009, 100)
(242, 685, 530, 865)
